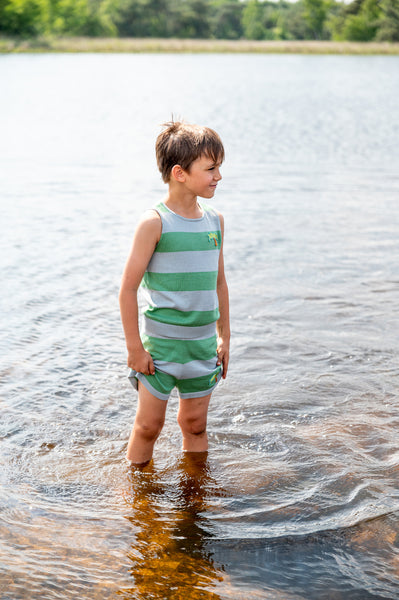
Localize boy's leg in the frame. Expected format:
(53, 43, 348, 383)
(126, 382, 168, 465)
(177, 392, 212, 453)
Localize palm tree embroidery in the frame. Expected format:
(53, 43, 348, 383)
(208, 232, 219, 247)
(209, 372, 218, 386)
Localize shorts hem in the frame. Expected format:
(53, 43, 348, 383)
(137, 373, 171, 401)
(178, 370, 223, 399)
(128, 369, 170, 401)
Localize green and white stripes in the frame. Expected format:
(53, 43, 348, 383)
(141, 203, 221, 340)
(140, 201, 221, 379)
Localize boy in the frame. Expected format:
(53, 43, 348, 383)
(119, 121, 230, 466)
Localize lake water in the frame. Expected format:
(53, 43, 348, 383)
(1, 52, 399, 599)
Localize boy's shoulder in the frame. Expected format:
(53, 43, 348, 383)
(135, 207, 162, 240)
(139, 207, 162, 223)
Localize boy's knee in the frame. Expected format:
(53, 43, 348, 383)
(178, 414, 207, 437)
(191, 424, 207, 437)
(135, 418, 164, 442)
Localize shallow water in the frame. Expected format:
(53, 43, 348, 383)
(1, 53, 399, 599)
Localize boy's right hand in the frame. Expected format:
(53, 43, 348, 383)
(127, 348, 155, 376)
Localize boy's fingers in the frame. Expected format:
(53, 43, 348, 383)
(148, 357, 155, 375)
(216, 351, 228, 378)
(222, 354, 229, 378)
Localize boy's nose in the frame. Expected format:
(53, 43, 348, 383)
(214, 168, 222, 181)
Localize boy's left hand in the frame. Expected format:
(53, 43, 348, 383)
(216, 337, 230, 379)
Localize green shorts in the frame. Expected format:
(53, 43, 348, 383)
(128, 363, 222, 401)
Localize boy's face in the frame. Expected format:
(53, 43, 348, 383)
(183, 155, 222, 199)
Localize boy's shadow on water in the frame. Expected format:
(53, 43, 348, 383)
(118, 453, 225, 600)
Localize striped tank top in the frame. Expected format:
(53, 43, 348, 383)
(140, 201, 221, 375)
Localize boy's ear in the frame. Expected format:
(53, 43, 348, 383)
(171, 164, 186, 183)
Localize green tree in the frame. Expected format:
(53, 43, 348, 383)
(342, 0, 381, 40)
(242, 0, 266, 39)
(0, 0, 48, 35)
(210, 0, 243, 39)
(282, 0, 312, 39)
(47, 0, 90, 34)
(261, 1, 293, 40)
(116, 0, 164, 37)
(174, 0, 211, 38)
(87, 2, 117, 36)
(377, 0, 399, 40)
(116, 0, 211, 38)
(303, 0, 328, 38)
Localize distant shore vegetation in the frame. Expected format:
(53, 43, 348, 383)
(2, 37, 399, 54)
(0, 0, 398, 46)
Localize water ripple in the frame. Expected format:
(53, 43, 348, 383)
(1, 53, 399, 600)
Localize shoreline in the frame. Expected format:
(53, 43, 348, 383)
(1, 36, 399, 54)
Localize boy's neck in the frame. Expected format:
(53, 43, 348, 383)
(163, 191, 203, 219)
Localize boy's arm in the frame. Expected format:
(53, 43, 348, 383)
(119, 210, 161, 375)
(216, 213, 230, 379)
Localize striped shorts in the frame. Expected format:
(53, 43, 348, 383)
(128, 322, 222, 400)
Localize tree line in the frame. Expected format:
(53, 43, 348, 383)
(0, 0, 398, 42)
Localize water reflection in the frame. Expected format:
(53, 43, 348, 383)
(120, 453, 225, 600)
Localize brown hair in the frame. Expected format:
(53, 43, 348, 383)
(155, 120, 225, 183)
